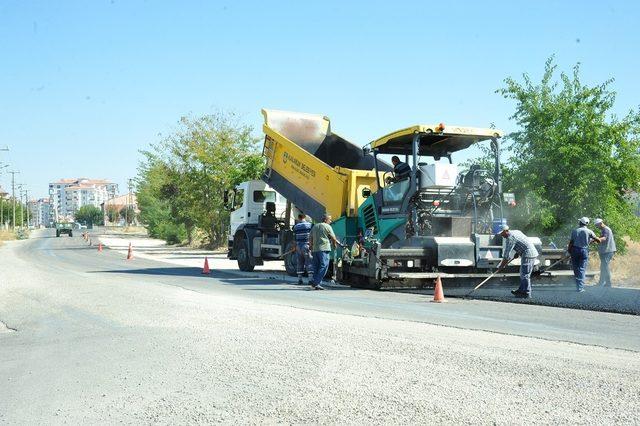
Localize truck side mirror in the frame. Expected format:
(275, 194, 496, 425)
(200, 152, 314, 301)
(361, 187, 371, 198)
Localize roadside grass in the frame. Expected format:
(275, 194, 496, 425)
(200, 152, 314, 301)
(589, 238, 640, 288)
(0, 230, 16, 246)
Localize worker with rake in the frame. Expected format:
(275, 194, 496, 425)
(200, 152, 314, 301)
(496, 225, 539, 299)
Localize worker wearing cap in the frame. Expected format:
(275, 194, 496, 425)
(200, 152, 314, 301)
(496, 226, 539, 298)
(594, 218, 616, 287)
(568, 217, 600, 292)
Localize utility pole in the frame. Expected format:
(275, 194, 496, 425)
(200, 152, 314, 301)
(25, 189, 30, 228)
(18, 185, 24, 229)
(9, 171, 19, 231)
(0, 163, 8, 229)
(127, 178, 133, 226)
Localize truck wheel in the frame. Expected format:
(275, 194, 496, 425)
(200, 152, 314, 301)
(284, 241, 297, 276)
(237, 240, 255, 272)
(56, 231, 60, 237)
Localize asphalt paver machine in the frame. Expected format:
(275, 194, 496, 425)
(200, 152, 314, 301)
(261, 109, 570, 289)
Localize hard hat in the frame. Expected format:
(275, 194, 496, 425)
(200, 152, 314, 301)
(594, 218, 603, 226)
(496, 224, 510, 235)
(579, 217, 590, 225)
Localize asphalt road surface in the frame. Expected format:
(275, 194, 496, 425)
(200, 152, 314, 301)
(2, 230, 639, 424)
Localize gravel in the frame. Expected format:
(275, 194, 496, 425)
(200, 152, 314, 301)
(1, 235, 639, 424)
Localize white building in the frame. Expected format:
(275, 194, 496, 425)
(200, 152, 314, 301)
(27, 198, 53, 228)
(49, 178, 118, 221)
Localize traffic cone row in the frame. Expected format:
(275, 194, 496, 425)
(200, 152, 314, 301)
(126, 243, 134, 260)
(98, 243, 103, 252)
(432, 275, 446, 303)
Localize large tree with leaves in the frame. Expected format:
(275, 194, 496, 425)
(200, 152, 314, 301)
(497, 57, 640, 251)
(137, 111, 264, 247)
(75, 205, 103, 226)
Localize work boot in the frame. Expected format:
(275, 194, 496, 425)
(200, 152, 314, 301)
(297, 276, 303, 285)
(313, 285, 325, 290)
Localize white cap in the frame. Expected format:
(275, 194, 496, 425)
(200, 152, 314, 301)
(497, 224, 510, 235)
(594, 218, 603, 226)
(579, 217, 590, 225)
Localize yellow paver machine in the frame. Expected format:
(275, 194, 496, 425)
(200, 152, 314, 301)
(261, 109, 572, 289)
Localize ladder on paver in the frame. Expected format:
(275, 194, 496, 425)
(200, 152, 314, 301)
(262, 135, 276, 179)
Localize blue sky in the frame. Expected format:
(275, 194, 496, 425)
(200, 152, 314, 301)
(1, 1, 639, 198)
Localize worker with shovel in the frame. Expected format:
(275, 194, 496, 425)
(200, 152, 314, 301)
(496, 225, 539, 299)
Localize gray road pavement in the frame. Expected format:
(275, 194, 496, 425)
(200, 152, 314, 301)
(1, 230, 639, 424)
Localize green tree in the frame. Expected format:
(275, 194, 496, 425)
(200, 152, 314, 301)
(497, 57, 640, 251)
(75, 205, 104, 226)
(137, 111, 263, 247)
(120, 206, 137, 225)
(105, 205, 120, 224)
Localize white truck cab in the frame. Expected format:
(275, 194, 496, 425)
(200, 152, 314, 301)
(228, 180, 287, 242)
(226, 180, 297, 274)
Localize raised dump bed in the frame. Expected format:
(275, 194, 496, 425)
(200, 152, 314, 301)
(261, 109, 389, 221)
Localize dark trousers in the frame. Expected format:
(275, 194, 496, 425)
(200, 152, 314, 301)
(296, 242, 312, 277)
(311, 251, 330, 286)
(570, 247, 589, 290)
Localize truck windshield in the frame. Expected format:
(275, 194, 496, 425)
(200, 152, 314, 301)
(253, 191, 276, 203)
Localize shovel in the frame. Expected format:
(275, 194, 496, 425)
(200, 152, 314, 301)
(466, 257, 514, 296)
(532, 255, 570, 278)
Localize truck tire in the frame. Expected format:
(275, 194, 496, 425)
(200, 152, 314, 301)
(284, 241, 297, 277)
(237, 239, 255, 272)
(56, 231, 60, 237)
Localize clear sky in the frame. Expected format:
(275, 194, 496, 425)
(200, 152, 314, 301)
(1, 0, 639, 199)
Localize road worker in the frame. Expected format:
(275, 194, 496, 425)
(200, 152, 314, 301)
(496, 225, 539, 298)
(594, 218, 616, 287)
(292, 213, 313, 285)
(309, 213, 343, 290)
(568, 217, 600, 292)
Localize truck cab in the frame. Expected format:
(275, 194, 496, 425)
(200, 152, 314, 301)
(226, 180, 296, 273)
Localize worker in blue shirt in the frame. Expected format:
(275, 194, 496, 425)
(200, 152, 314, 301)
(568, 217, 600, 292)
(292, 213, 313, 285)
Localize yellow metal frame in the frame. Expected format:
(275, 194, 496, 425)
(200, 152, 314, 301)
(371, 125, 503, 150)
(263, 125, 379, 219)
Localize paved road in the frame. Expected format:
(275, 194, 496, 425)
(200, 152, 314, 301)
(2, 230, 639, 424)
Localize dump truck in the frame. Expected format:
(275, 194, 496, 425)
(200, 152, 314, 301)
(260, 109, 571, 289)
(226, 180, 298, 274)
(55, 222, 73, 237)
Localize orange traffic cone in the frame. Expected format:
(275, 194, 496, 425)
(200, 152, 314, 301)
(202, 257, 211, 274)
(432, 275, 446, 303)
(126, 243, 134, 260)
(98, 243, 103, 252)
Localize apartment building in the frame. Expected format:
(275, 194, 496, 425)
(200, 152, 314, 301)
(49, 178, 118, 221)
(27, 198, 53, 228)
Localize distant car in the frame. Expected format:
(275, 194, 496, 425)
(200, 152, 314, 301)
(55, 223, 73, 237)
